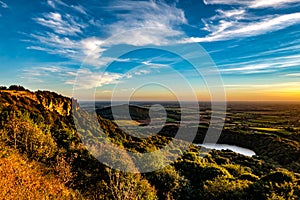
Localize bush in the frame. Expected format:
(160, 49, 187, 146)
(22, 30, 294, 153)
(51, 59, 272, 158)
(261, 170, 294, 184)
(3, 113, 58, 161)
(101, 168, 157, 200)
(222, 163, 251, 177)
(203, 177, 251, 199)
(200, 164, 232, 180)
(146, 165, 189, 200)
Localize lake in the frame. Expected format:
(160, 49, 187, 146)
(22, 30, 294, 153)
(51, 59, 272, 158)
(197, 143, 256, 157)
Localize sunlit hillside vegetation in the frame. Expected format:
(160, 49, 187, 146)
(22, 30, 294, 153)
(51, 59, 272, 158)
(0, 86, 299, 199)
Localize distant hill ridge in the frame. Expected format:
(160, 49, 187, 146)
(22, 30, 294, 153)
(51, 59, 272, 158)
(96, 104, 150, 122)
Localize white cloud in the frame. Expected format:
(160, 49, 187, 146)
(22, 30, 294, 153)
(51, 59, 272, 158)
(220, 64, 271, 72)
(34, 12, 86, 36)
(250, 0, 300, 8)
(141, 61, 168, 68)
(214, 9, 245, 19)
(42, 0, 186, 46)
(30, 32, 79, 48)
(284, 73, 300, 77)
(21, 64, 156, 90)
(47, 0, 68, 9)
(218, 54, 300, 74)
(29, 32, 83, 62)
(21, 65, 122, 89)
(105, 0, 187, 46)
(21, 65, 71, 83)
(184, 12, 300, 42)
(80, 37, 105, 59)
(225, 82, 300, 89)
(203, 0, 300, 8)
(203, 0, 248, 6)
(47, 0, 56, 8)
(47, 0, 87, 15)
(30, 0, 188, 69)
(132, 69, 151, 76)
(71, 5, 87, 15)
(66, 69, 122, 89)
(0, 1, 8, 8)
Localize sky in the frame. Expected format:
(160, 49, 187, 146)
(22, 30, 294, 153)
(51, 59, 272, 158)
(0, 0, 300, 101)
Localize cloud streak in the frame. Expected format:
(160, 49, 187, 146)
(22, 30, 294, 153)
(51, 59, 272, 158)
(184, 12, 300, 42)
(34, 12, 86, 36)
(0, 1, 8, 8)
(284, 73, 300, 77)
(218, 54, 300, 74)
(203, 0, 300, 8)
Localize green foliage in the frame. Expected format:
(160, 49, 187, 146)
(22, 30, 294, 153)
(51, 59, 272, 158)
(98, 168, 157, 200)
(222, 163, 252, 177)
(146, 165, 189, 200)
(3, 112, 57, 161)
(203, 177, 251, 199)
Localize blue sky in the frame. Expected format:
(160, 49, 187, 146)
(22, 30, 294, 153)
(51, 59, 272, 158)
(0, 0, 299, 101)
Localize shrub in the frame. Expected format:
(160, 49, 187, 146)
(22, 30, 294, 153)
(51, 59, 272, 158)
(3, 113, 58, 161)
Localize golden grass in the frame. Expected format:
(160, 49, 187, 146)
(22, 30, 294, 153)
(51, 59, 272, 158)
(0, 148, 80, 200)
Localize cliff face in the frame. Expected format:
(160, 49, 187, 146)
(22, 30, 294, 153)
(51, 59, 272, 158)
(0, 89, 72, 117)
(36, 91, 72, 116)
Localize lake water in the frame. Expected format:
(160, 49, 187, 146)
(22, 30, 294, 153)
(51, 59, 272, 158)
(197, 143, 256, 157)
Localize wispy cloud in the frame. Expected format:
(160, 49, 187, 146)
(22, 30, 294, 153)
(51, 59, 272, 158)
(70, 5, 87, 15)
(225, 82, 300, 89)
(220, 64, 272, 72)
(29, 0, 188, 69)
(218, 54, 300, 74)
(0, 1, 8, 8)
(66, 69, 122, 89)
(70, 67, 157, 89)
(184, 12, 300, 42)
(141, 61, 168, 68)
(284, 73, 300, 77)
(47, 0, 68, 9)
(21, 65, 122, 89)
(21, 64, 157, 90)
(250, 0, 300, 8)
(47, 0, 88, 15)
(181, 1, 300, 42)
(34, 12, 86, 36)
(104, 0, 186, 46)
(214, 9, 245, 19)
(203, 0, 300, 8)
(21, 65, 70, 83)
